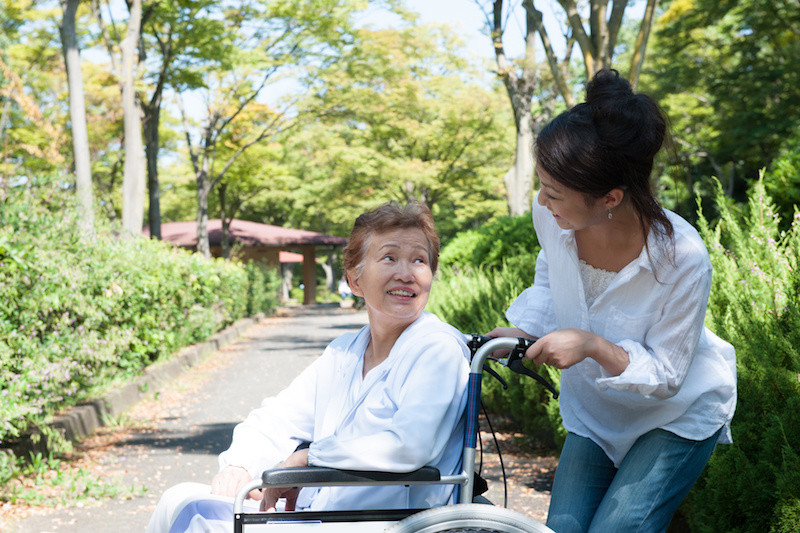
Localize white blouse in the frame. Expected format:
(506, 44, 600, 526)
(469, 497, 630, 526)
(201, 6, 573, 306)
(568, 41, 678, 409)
(579, 260, 617, 307)
(506, 192, 737, 466)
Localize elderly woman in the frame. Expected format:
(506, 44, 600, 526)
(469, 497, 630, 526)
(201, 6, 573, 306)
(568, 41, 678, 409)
(147, 201, 470, 532)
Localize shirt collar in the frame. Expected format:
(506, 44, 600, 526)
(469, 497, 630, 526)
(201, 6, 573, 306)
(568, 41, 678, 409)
(557, 227, 658, 274)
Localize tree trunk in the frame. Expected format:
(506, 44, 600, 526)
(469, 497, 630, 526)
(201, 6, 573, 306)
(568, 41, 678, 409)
(504, 110, 535, 216)
(120, 0, 145, 237)
(492, 0, 539, 216)
(280, 263, 293, 301)
(196, 161, 211, 258)
(143, 100, 162, 239)
(628, 0, 658, 89)
(320, 254, 334, 292)
(60, 0, 95, 237)
(219, 181, 232, 259)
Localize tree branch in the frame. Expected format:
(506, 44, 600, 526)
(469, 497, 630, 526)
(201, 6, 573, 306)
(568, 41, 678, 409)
(606, 0, 628, 60)
(91, 0, 120, 77)
(528, 0, 575, 106)
(628, 0, 657, 89)
(177, 96, 200, 175)
(557, 0, 596, 74)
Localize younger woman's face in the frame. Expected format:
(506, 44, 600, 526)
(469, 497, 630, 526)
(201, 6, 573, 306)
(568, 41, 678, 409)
(536, 168, 607, 231)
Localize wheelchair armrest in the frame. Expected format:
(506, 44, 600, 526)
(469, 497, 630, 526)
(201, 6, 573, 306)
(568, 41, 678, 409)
(261, 466, 441, 487)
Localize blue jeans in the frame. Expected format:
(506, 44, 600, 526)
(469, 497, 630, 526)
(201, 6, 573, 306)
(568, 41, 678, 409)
(546, 428, 722, 533)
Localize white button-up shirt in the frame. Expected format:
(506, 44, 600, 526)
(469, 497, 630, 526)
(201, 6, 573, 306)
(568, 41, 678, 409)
(507, 193, 737, 466)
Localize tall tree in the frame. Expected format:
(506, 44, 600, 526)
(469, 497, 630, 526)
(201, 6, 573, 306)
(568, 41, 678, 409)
(477, 0, 661, 213)
(179, 0, 363, 258)
(137, 0, 228, 240)
(92, 0, 222, 240)
(119, 0, 145, 237)
(282, 24, 513, 239)
(483, 0, 545, 216)
(60, 0, 95, 235)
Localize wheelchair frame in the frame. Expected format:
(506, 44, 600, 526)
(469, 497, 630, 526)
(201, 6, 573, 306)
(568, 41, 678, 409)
(232, 335, 557, 533)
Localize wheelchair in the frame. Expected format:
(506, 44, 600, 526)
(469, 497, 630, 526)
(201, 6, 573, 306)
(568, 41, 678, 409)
(232, 334, 559, 532)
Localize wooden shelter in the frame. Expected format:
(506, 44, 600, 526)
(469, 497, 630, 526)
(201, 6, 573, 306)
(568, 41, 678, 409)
(151, 220, 348, 305)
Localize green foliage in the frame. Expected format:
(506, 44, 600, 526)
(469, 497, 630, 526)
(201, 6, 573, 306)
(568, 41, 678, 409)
(0, 450, 145, 506)
(684, 172, 800, 532)
(439, 213, 538, 271)
(0, 183, 277, 445)
(765, 129, 800, 230)
(280, 22, 513, 240)
(244, 261, 281, 315)
(428, 214, 564, 448)
(644, 0, 800, 210)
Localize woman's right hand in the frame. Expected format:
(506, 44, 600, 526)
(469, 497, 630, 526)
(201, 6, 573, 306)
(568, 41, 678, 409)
(485, 327, 533, 357)
(211, 465, 262, 500)
(485, 327, 530, 339)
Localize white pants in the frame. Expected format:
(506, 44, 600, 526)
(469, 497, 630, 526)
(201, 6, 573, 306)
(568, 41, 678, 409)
(146, 482, 263, 533)
(146, 482, 404, 532)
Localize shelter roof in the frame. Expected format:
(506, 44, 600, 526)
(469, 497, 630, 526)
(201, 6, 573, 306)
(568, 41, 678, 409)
(149, 219, 348, 248)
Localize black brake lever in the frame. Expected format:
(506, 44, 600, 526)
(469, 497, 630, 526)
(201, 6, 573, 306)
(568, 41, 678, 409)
(482, 363, 509, 390)
(468, 333, 559, 398)
(507, 338, 560, 399)
(507, 359, 559, 399)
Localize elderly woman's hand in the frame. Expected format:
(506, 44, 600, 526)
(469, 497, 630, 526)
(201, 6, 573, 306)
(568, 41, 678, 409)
(211, 465, 262, 500)
(259, 449, 309, 512)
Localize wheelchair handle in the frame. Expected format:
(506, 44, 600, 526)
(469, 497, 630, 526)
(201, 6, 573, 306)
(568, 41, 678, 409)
(462, 334, 559, 399)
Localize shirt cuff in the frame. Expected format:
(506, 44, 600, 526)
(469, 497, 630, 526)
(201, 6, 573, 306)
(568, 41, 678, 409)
(595, 340, 661, 397)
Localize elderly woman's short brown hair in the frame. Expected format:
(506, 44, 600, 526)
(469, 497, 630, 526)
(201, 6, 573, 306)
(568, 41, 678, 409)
(343, 201, 440, 278)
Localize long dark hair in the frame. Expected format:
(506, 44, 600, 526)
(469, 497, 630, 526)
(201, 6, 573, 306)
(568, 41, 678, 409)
(535, 69, 673, 246)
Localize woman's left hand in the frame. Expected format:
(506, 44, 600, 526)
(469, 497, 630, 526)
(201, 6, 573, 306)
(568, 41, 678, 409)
(259, 449, 309, 512)
(525, 329, 595, 369)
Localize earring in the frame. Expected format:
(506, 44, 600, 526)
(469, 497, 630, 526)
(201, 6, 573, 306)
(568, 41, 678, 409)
(608, 209, 613, 220)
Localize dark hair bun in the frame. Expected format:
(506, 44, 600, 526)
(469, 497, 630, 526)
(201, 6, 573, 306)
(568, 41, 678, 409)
(585, 69, 665, 160)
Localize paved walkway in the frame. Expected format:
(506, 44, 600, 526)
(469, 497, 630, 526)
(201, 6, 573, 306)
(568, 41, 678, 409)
(8, 305, 550, 532)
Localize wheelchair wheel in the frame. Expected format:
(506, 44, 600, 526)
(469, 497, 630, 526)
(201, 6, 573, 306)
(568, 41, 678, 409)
(385, 503, 554, 533)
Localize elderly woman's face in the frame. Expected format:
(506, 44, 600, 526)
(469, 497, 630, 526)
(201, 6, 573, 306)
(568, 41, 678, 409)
(349, 228, 433, 327)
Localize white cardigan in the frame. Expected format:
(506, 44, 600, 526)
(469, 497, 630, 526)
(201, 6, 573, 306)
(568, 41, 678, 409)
(507, 193, 737, 466)
(218, 311, 470, 510)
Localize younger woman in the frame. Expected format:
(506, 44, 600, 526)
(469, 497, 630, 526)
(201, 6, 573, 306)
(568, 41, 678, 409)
(490, 69, 736, 532)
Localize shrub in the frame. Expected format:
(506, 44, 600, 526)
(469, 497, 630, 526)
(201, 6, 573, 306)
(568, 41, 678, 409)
(439, 213, 538, 271)
(0, 183, 279, 445)
(244, 261, 281, 315)
(429, 214, 564, 448)
(684, 173, 800, 532)
(766, 128, 800, 229)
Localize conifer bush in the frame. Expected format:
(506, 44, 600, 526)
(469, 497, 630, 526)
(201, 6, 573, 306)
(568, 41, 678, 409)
(684, 174, 800, 532)
(428, 214, 565, 448)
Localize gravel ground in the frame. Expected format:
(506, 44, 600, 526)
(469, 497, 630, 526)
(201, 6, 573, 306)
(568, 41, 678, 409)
(3, 305, 556, 531)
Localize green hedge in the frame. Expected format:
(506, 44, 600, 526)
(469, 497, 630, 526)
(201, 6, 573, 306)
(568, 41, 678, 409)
(0, 185, 280, 445)
(432, 174, 800, 531)
(684, 174, 800, 532)
(439, 213, 539, 271)
(428, 214, 565, 448)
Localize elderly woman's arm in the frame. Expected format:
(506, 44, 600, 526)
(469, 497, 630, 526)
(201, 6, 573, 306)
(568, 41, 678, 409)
(215, 352, 323, 485)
